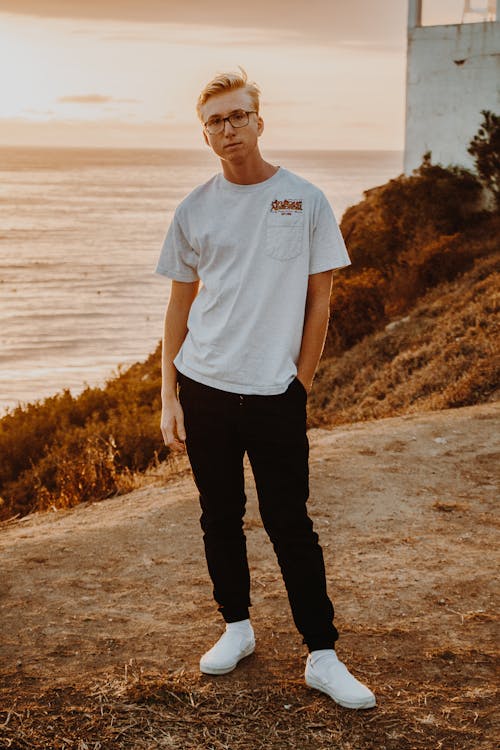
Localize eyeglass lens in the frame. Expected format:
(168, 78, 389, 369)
(206, 111, 251, 134)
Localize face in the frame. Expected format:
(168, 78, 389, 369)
(200, 88, 264, 163)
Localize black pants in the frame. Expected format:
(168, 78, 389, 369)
(177, 370, 339, 652)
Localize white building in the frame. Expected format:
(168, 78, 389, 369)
(404, 0, 500, 174)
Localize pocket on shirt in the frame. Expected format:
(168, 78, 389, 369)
(265, 211, 304, 261)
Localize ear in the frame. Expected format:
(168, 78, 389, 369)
(202, 129, 210, 147)
(257, 115, 264, 138)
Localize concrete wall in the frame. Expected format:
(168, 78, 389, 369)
(404, 2, 500, 174)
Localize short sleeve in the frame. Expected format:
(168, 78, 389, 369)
(154, 209, 199, 282)
(309, 192, 351, 275)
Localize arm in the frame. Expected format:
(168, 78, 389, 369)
(160, 279, 200, 449)
(296, 270, 333, 393)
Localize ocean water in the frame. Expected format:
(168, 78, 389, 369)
(0, 146, 403, 417)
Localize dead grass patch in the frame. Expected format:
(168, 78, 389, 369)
(1, 648, 497, 750)
(311, 252, 499, 428)
(432, 501, 470, 513)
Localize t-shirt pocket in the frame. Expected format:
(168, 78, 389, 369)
(265, 210, 304, 261)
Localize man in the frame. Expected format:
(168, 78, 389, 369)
(154, 69, 375, 710)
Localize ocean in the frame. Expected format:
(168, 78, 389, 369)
(0, 146, 403, 417)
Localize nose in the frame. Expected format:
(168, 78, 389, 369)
(223, 118, 236, 135)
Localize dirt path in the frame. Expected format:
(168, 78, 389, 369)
(0, 402, 498, 749)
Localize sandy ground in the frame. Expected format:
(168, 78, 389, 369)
(0, 402, 498, 748)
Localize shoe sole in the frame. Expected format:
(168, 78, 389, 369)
(305, 672, 376, 710)
(200, 642, 255, 675)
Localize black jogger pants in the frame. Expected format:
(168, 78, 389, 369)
(177, 369, 339, 652)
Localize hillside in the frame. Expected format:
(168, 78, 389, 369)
(310, 249, 499, 427)
(0, 402, 497, 749)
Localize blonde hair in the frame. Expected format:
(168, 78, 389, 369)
(196, 67, 261, 121)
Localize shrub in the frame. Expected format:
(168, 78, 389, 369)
(0, 346, 168, 522)
(340, 152, 483, 278)
(326, 269, 387, 355)
(327, 156, 491, 353)
(467, 110, 500, 210)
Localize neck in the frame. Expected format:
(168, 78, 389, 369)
(220, 148, 279, 185)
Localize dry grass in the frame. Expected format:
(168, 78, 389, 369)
(1, 646, 497, 750)
(432, 500, 469, 513)
(310, 252, 499, 428)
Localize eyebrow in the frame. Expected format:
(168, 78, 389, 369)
(206, 109, 245, 120)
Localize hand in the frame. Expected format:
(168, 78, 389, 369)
(296, 374, 312, 394)
(161, 398, 186, 451)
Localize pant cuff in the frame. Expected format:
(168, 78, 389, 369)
(219, 605, 251, 623)
(303, 634, 339, 652)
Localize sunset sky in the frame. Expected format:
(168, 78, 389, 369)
(0, 0, 491, 150)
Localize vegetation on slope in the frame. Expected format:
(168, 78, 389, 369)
(325, 155, 485, 354)
(311, 247, 499, 427)
(467, 109, 500, 210)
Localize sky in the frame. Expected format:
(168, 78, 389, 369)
(0, 0, 493, 151)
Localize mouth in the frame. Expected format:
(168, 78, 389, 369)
(223, 142, 242, 150)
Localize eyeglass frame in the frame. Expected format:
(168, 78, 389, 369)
(203, 109, 258, 135)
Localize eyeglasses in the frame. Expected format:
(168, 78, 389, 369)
(204, 109, 257, 135)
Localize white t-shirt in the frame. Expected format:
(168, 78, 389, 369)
(154, 166, 351, 395)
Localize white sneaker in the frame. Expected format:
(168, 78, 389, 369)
(305, 650, 376, 709)
(199, 622, 255, 675)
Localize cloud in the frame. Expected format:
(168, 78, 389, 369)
(59, 94, 112, 104)
(0, 115, 202, 149)
(58, 94, 139, 104)
(263, 100, 314, 108)
(0, 0, 407, 48)
(22, 108, 55, 116)
(98, 25, 301, 46)
(337, 39, 405, 53)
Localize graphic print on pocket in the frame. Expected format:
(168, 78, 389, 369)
(265, 207, 304, 261)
